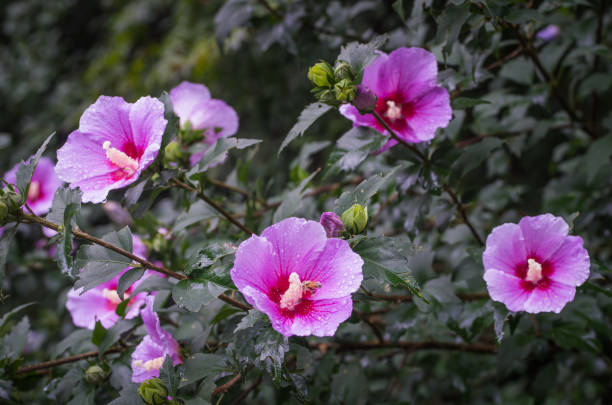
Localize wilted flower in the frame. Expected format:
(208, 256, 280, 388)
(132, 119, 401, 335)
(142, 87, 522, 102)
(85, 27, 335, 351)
(66, 235, 151, 329)
(339, 47, 452, 152)
(319, 212, 345, 238)
(55, 96, 167, 204)
(4, 157, 62, 216)
(537, 25, 561, 41)
(131, 296, 182, 383)
(231, 217, 363, 337)
(483, 214, 590, 314)
(170, 81, 239, 166)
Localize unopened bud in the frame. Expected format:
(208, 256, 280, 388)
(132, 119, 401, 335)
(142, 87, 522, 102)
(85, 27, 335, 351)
(0, 201, 8, 225)
(353, 85, 377, 113)
(320, 212, 345, 238)
(138, 378, 169, 405)
(314, 89, 338, 105)
(84, 365, 107, 385)
(341, 204, 368, 234)
(334, 79, 357, 102)
(334, 61, 355, 82)
(307, 61, 334, 88)
(4, 190, 23, 212)
(164, 141, 183, 164)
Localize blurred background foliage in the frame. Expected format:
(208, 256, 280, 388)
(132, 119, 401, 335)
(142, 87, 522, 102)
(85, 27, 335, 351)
(0, 0, 611, 404)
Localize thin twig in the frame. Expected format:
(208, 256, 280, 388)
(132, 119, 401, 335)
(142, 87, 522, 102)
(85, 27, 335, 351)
(230, 376, 263, 405)
(171, 178, 254, 235)
(443, 185, 484, 246)
(372, 111, 428, 162)
(208, 178, 271, 208)
(17, 346, 124, 374)
(485, 45, 524, 70)
(211, 373, 242, 397)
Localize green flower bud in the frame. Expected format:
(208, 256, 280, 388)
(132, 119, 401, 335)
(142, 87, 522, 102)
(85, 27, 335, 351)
(334, 61, 355, 82)
(334, 79, 357, 102)
(4, 190, 23, 212)
(0, 201, 8, 225)
(84, 365, 107, 385)
(138, 378, 169, 405)
(307, 61, 334, 88)
(164, 141, 183, 164)
(341, 204, 368, 234)
(314, 89, 338, 105)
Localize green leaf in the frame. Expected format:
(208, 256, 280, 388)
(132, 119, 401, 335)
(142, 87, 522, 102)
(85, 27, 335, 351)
(1, 317, 30, 360)
(0, 225, 18, 288)
(15, 132, 54, 201)
(392, 0, 405, 21)
(493, 302, 510, 343)
(583, 134, 612, 182)
(279, 103, 332, 154)
(452, 137, 503, 176)
(172, 279, 222, 312)
(234, 310, 266, 333)
(180, 353, 229, 388)
(504, 8, 542, 24)
(451, 97, 491, 109)
(74, 227, 134, 293)
(117, 268, 146, 300)
(336, 35, 388, 78)
(436, 1, 470, 56)
(325, 127, 385, 177)
(91, 321, 106, 346)
(0, 302, 36, 337)
(48, 188, 82, 277)
(273, 170, 318, 222)
(98, 319, 132, 354)
(214, 0, 253, 40)
(160, 356, 182, 397)
(353, 236, 423, 298)
(107, 385, 142, 405)
(334, 165, 403, 214)
(189, 138, 261, 175)
(159, 91, 179, 149)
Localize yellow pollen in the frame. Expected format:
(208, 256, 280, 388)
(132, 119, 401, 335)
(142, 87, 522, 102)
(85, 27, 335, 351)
(525, 258, 543, 283)
(102, 288, 127, 305)
(102, 141, 138, 176)
(27, 181, 41, 200)
(133, 356, 165, 372)
(384, 100, 403, 120)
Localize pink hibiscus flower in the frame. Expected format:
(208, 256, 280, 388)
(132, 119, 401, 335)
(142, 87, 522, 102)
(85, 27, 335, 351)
(4, 157, 62, 216)
(55, 96, 167, 203)
(231, 217, 363, 337)
(131, 296, 182, 383)
(483, 214, 590, 314)
(339, 47, 452, 152)
(319, 211, 345, 238)
(66, 235, 151, 329)
(169, 81, 239, 166)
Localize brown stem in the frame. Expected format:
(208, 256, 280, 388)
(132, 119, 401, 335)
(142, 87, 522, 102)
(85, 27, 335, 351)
(17, 346, 124, 374)
(313, 340, 496, 354)
(485, 45, 524, 70)
(231, 376, 263, 405)
(207, 178, 271, 208)
(171, 178, 254, 235)
(19, 213, 250, 312)
(443, 185, 484, 246)
(211, 373, 242, 397)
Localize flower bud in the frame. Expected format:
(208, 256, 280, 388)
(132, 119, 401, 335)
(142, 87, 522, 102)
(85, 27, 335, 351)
(4, 190, 23, 212)
(334, 61, 355, 82)
(163, 141, 184, 166)
(353, 85, 377, 114)
(0, 201, 8, 225)
(138, 378, 169, 405)
(314, 89, 338, 105)
(341, 204, 368, 234)
(334, 79, 357, 102)
(84, 365, 107, 385)
(307, 61, 334, 88)
(320, 212, 345, 238)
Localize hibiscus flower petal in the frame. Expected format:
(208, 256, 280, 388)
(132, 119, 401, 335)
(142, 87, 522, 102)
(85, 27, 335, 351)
(170, 81, 211, 127)
(523, 280, 576, 314)
(288, 296, 353, 337)
(519, 214, 568, 261)
(548, 236, 590, 286)
(483, 269, 531, 312)
(79, 96, 133, 146)
(482, 223, 527, 275)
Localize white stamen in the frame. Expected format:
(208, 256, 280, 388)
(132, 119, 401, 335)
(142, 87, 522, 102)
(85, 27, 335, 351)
(384, 100, 403, 120)
(27, 181, 41, 200)
(133, 356, 165, 372)
(280, 272, 303, 310)
(102, 288, 128, 305)
(102, 141, 138, 176)
(525, 258, 543, 283)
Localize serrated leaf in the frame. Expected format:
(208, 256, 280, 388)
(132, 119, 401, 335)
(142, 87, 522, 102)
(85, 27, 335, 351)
(334, 165, 403, 214)
(74, 227, 134, 293)
(452, 97, 491, 109)
(0, 225, 18, 288)
(326, 127, 385, 176)
(15, 133, 54, 201)
(273, 170, 318, 222)
(180, 353, 229, 388)
(160, 356, 182, 397)
(279, 103, 332, 154)
(337, 35, 388, 77)
(98, 319, 132, 354)
(583, 134, 612, 182)
(91, 321, 106, 346)
(48, 188, 82, 277)
(107, 385, 142, 405)
(493, 303, 510, 343)
(436, 2, 470, 56)
(189, 138, 261, 175)
(214, 0, 253, 40)
(1, 316, 30, 360)
(159, 91, 179, 149)
(172, 280, 219, 312)
(234, 310, 265, 333)
(0, 302, 36, 337)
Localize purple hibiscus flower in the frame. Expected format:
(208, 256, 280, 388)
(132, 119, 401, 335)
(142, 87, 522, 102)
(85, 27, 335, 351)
(537, 25, 561, 41)
(319, 212, 345, 238)
(55, 96, 167, 203)
(483, 214, 590, 314)
(231, 217, 363, 337)
(66, 235, 151, 329)
(170, 81, 239, 166)
(131, 296, 182, 383)
(339, 47, 452, 152)
(4, 157, 62, 216)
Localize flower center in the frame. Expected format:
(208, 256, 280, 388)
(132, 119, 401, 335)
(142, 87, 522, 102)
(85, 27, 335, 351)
(27, 181, 41, 201)
(133, 356, 164, 372)
(102, 288, 129, 305)
(525, 258, 543, 283)
(279, 272, 321, 310)
(384, 100, 403, 120)
(103, 141, 138, 176)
